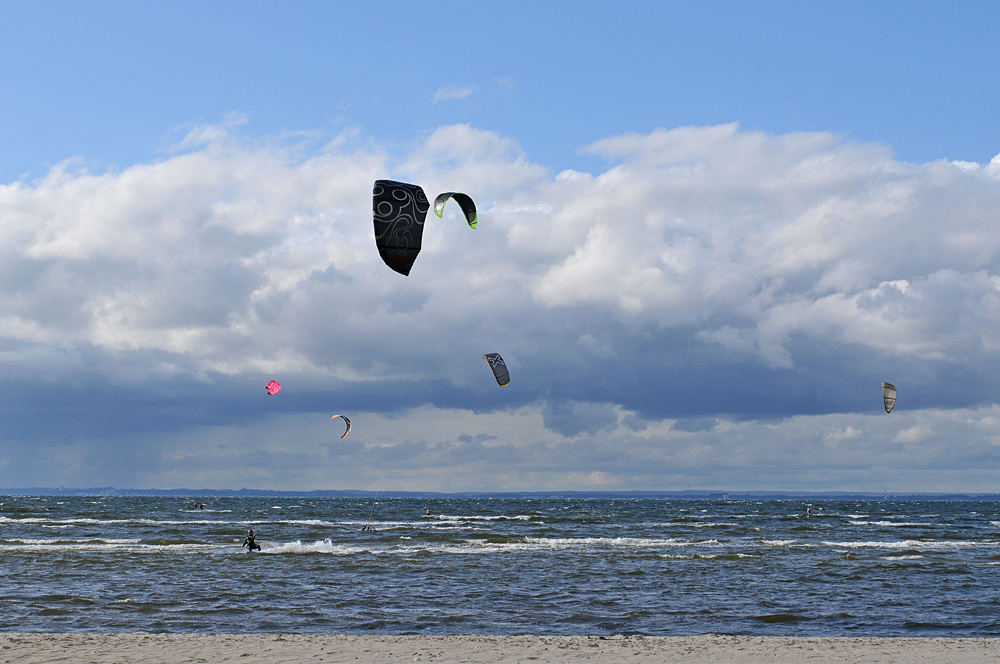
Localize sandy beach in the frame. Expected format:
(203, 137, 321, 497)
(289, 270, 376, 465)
(1, 634, 998, 664)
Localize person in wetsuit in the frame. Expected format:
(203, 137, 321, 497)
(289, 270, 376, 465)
(241, 528, 260, 551)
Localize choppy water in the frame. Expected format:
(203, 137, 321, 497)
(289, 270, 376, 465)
(2, 496, 1000, 635)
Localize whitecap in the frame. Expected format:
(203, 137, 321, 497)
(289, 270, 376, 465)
(822, 539, 981, 550)
(849, 521, 934, 527)
(262, 539, 360, 555)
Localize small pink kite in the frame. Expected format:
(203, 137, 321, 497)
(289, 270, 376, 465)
(265, 380, 282, 396)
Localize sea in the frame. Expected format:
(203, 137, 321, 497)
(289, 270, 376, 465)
(1, 495, 999, 635)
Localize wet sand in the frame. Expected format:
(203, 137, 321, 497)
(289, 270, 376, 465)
(1, 634, 998, 664)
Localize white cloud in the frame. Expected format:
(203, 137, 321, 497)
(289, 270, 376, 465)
(893, 424, 935, 444)
(2, 122, 1000, 489)
(4, 121, 1000, 381)
(433, 85, 475, 103)
(825, 426, 863, 443)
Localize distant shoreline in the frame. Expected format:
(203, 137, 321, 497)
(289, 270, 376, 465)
(4, 487, 1000, 500)
(2, 634, 998, 664)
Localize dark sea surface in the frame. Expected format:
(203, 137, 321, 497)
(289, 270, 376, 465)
(2, 496, 1000, 635)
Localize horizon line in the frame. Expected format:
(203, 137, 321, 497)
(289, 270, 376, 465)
(4, 487, 1000, 500)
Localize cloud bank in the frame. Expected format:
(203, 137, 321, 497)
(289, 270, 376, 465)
(2, 122, 1000, 490)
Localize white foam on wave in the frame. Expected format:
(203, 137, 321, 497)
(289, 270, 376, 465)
(341, 519, 480, 531)
(882, 555, 924, 560)
(0, 516, 223, 526)
(849, 521, 935, 527)
(0, 541, 225, 553)
(5, 538, 141, 545)
(305, 536, 724, 556)
(648, 521, 736, 528)
(261, 539, 360, 555)
(822, 539, 982, 550)
(0, 515, 346, 528)
(659, 553, 757, 560)
(521, 536, 717, 549)
(434, 514, 533, 521)
(271, 518, 340, 527)
(762, 539, 797, 546)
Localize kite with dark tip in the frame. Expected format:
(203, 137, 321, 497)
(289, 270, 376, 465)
(433, 192, 478, 229)
(882, 382, 896, 414)
(331, 414, 351, 439)
(483, 353, 510, 387)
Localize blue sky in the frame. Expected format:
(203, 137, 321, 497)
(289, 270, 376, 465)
(1, 2, 1000, 492)
(3, 1, 998, 182)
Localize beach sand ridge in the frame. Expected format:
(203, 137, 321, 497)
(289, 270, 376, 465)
(1, 634, 998, 664)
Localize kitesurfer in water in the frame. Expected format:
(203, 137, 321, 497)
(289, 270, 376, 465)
(241, 528, 260, 551)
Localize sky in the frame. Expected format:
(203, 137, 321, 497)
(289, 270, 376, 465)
(1, 1, 1000, 492)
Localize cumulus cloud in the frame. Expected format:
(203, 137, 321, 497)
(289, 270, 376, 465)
(893, 423, 935, 444)
(2, 121, 1000, 489)
(825, 426, 863, 443)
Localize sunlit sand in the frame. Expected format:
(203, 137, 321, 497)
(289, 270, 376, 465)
(2, 634, 998, 663)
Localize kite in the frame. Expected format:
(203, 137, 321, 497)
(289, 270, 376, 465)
(882, 381, 896, 414)
(433, 192, 478, 229)
(482, 353, 510, 387)
(331, 415, 351, 439)
(373, 181, 478, 275)
(265, 380, 282, 396)
(373, 180, 430, 276)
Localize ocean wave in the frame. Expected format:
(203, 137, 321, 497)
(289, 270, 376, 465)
(4, 538, 141, 545)
(647, 522, 737, 528)
(659, 553, 757, 560)
(256, 536, 726, 556)
(0, 515, 521, 530)
(0, 516, 343, 528)
(0, 541, 224, 552)
(822, 539, 982, 550)
(432, 514, 534, 521)
(521, 536, 717, 549)
(261, 539, 360, 555)
(848, 521, 936, 527)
